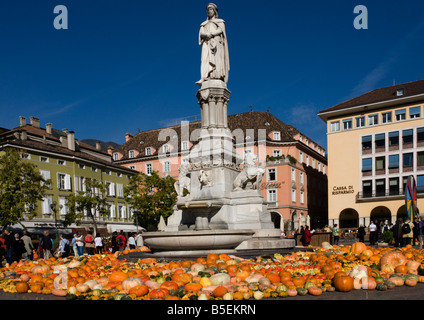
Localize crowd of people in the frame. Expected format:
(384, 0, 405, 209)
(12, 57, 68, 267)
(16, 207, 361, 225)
(0, 228, 146, 267)
(297, 216, 424, 248)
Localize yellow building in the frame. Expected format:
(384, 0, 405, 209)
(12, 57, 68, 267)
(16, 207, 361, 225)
(318, 79, 424, 229)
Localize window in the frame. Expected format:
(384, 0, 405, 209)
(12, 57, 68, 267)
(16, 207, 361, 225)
(417, 151, 424, 167)
(402, 129, 413, 146)
(40, 156, 49, 163)
(375, 156, 385, 172)
(396, 88, 405, 96)
(389, 131, 399, 147)
(299, 152, 303, 164)
(291, 168, 296, 182)
(355, 116, 365, 128)
(75, 176, 86, 192)
(330, 121, 340, 132)
(273, 149, 281, 157)
(145, 147, 152, 156)
(300, 190, 304, 204)
(381, 112, 392, 124)
(403, 153, 413, 168)
(129, 150, 135, 158)
(59, 197, 67, 216)
(300, 172, 304, 184)
(389, 178, 400, 196)
(181, 141, 189, 151)
(58, 160, 65, 166)
(418, 128, 424, 144)
(362, 180, 372, 198)
(106, 182, 115, 197)
(417, 175, 424, 193)
(57, 173, 71, 190)
(146, 163, 152, 175)
(163, 161, 170, 173)
(362, 158, 372, 172)
(40, 170, 51, 187)
(388, 154, 399, 169)
(78, 164, 85, 169)
(305, 155, 309, 166)
(342, 119, 353, 130)
(105, 170, 111, 175)
(129, 165, 136, 170)
(273, 132, 281, 140)
(368, 114, 378, 126)
(362, 135, 372, 151)
(42, 196, 52, 215)
(267, 189, 277, 202)
(291, 189, 296, 202)
(375, 133, 385, 150)
(113, 153, 119, 161)
(20, 153, 30, 159)
(395, 109, 406, 121)
(375, 179, 386, 197)
(410, 106, 421, 119)
(267, 168, 276, 181)
(92, 166, 97, 172)
(163, 144, 169, 153)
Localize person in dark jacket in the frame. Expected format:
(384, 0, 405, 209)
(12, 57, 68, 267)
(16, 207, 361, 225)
(301, 226, 314, 247)
(41, 230, 53, 260)
(391, 219, 402, 247)
(357, 225, 366, 243)
(4, 228, 14, 265)
(12, 233, 25, 262)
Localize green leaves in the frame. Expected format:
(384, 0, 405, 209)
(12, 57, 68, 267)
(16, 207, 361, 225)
(0, 148, 47, 227)
(124, 171, 177, 231)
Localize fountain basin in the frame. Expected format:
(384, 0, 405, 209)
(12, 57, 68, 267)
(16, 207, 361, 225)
(143, 229, 255, 251)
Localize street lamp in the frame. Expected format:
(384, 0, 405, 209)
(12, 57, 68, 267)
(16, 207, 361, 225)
(49, 201, 63, 240)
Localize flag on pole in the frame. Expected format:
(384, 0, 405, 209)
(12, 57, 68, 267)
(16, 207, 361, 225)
(406, 175, 417, 221)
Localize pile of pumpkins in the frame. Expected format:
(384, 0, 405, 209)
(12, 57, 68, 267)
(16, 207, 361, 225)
(0, 242, 423, 300)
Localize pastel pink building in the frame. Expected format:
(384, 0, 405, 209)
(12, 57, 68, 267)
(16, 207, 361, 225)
(110, 111, 327, 232)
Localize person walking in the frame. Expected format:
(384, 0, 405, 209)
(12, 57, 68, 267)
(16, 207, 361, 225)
(301, 226, 314, 247)
(12, 233, 25, 262)
(84, 232, 95, 255)
(128, 234, 136, 250)
(4, 228, 14, 265)
(135, 231, 144, 249)
(368, 221, 377, 245)
(21, 231, 34, 260)
(58, 235, 70, 258)
(94, 234, 103, 254)
(71, 234, 78, 257)
(111, 232, 118, 253)
(357, 225, 366, 243)
(116, 231, 126, 252)
(75, 232, 84, 256)
(401, 218, 414, 247)
(332, 224, 339, 245)
(418, 216, 424, 249)
(40, 230, 53, 260)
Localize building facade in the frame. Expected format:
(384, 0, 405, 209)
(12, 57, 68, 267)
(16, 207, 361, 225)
(318, 79, 424, 229)
(0, 116, 137, 235)
(111, 111, 328, 232)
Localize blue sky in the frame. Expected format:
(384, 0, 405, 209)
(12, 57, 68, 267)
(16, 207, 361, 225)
(1, 0, 424, 150)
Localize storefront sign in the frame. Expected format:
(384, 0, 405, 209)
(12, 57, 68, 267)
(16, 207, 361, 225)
(260, 181, 284, 190)
(332, 185, 354, 195)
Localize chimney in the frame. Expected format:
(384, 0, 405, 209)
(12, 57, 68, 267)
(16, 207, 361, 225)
(96, 141, 102, 151)
(107, 146, 114, 156)
(62, 128, 69, 134)
(19, 116, 26, 127)
(125, 133, 133, 142)
(46, 123, 52, 135)
(30, 117, 40, 128)
(67, 131, 75, 151)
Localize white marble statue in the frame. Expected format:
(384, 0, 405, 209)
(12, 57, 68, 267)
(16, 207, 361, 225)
(196, 3, 230, 85)
(233, 152, 265, 191)
(174, 162, 191, 197)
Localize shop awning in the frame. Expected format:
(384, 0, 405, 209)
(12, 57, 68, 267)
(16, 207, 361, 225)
(107, 224, 145, 234)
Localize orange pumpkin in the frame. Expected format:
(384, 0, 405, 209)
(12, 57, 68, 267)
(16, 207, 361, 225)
(122, 278, 144, 291)
(160, 281, 179, 291)
(380, 251, 407, 273)
(334, 275, 354, 292)
(213, 286, 228, 298)
(16, 282, 29, 294)
(292, 276, 305, 287)
(184, 282, 203, 292)
(128, 285, 149, 297)
(206, 254, 219, 264)
(150, 288, 170, 300)
(266, 273, 281, 284)
(350, 242, 367, 255)
(109, 271, 129, 283)
(395, 265, 409, 274)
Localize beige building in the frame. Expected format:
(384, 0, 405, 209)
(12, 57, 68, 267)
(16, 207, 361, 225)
(318, 79, 424, 229)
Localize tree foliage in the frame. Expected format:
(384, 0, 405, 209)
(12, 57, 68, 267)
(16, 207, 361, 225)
(124, 171, 177, 231)
(65, 178, 108, 236)
(0, 148, 47, 227)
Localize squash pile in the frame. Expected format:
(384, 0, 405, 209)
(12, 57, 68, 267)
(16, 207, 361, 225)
(0, 243, 424, 300)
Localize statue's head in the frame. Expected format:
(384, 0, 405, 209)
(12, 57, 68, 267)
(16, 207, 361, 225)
(206, 3, 218, 19)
